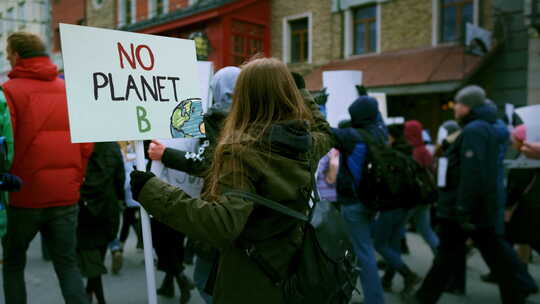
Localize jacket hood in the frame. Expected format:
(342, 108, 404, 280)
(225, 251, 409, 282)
(348, 96, 379, 128)
(8, 56, 58, 81)
(404, 120, 425, 148)
(462, 104, 497, 126)
(262, 120, 312, 154)
(209, 66, 240, 113)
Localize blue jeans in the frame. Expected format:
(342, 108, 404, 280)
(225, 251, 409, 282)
(2, 205, 89, 304)
(341, 203, 385, 304)
(374, 209, 408, 272)
(194, 256, 213, 304)
(409, 206, 439, 254)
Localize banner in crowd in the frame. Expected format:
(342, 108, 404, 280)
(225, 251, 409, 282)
(507, 105, 540, 168)
(60, 24, 204, 143)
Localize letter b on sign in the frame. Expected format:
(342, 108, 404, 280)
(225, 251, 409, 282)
(136, 106, 151, 133)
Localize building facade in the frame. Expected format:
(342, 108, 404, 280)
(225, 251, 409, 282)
(121, 0, 271, 70)
(0, 0, 50, 81)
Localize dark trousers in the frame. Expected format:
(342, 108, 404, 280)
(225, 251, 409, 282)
(119, 207, 141, 244)
(151, 218, 186, 275)
(416, 219, 527, 304)
(2, 205, 89, 304)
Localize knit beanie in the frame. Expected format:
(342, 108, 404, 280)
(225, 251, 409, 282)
(455, 85, 486, 109)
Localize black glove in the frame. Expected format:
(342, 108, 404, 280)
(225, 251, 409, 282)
(0, 173, 22, 192)
(130, 171, 155, 201)
(291, 72, 305, 90)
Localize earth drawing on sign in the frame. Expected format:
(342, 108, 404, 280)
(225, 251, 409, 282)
(170, 98, 205, 138)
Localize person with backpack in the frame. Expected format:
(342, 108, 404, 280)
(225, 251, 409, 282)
(374, 123, 421, 295)
(404, 121, 440, 255)
(129, 58, 338, 304)
(332, 96, 388, 304)
(407, 85, 533, 304)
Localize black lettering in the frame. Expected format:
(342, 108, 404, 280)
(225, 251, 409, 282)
(125, 75, 143, 101)
(93, 72, 108, 101)
(168, 77, 180, 102)
(141, 75, 157, 101)
(156, 76, 169, 102)
(108, 73, 125, 101)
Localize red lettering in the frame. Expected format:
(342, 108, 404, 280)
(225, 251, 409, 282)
(118, 42, 136, 69)
(136, 45, 155, 71)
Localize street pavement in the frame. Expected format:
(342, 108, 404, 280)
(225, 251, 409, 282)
(1, 232, 540, 304)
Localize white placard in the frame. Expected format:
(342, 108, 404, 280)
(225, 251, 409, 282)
(150, 139, 204, 198)
(323, 71, 362, 127)
(60, 24, 203, 143)
(438, 157, 448, 188)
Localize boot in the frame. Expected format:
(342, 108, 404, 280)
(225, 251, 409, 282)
(176, 273, 194, 304)
(399, 267, 421, 295)
(382, 269, 396, 292)
(157, 274, 175, 298)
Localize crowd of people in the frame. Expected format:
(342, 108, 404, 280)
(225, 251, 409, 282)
(1, 31, 540, 304)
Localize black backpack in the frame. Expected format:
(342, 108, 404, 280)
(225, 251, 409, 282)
(350, 129, 422, 211)
(225, 187, 359, 304)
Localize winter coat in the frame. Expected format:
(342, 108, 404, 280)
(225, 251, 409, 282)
(3, 56, 94, 208)
(404, 120, 434, 170)
(493, 119, 510, 208)
(137, 92, 333, 304)
(77, 142, 125, 250)
(333, 96, 388, 205)
(506, 168, 540, 244)
(437, 104, 500, 227)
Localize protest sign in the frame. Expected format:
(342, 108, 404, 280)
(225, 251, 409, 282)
(505, 105, 540, 168)
(60, 24, 204, 143)
(60, 24, 205, 304)
(323, 71, 362, 127)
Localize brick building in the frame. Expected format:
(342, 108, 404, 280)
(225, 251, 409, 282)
(272, 0, 523, 134)
(121, 0, 271, 70)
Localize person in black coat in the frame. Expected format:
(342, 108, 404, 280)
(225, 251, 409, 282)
(77, 142, 125, 304)
(408, 85, 533, 304)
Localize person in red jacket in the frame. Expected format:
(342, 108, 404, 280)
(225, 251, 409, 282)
(404, 120, 440, 255)
(1, 32, 92, 304)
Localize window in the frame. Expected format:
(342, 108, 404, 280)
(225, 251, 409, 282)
(231, 20, 264, 65)
(289, 18, 308, 63)
(283, 13, 312, 64)
(118, 0, 135, 26)
(124, 0, 132, 24)
(149, 0, 168, 18)
(353, 5, 377, 55)
(156, 0, 165, 15)
(440, 0, 474, 42)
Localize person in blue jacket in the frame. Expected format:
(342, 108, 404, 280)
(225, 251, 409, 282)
(408, 85, 533, 304)
(332, 96, 387, 304)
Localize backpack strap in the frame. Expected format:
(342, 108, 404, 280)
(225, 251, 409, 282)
(224, 190, 309, 222)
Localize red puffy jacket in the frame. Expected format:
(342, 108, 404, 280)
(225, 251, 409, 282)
(3, 56, 93, 208)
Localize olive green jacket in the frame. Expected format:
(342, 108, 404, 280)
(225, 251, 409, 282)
(138, 89, 334, 303)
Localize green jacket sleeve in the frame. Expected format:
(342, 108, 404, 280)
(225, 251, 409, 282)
(138, 150, 258, 249)
(0, 90, 14, 171)
(299, 89, 334, 164)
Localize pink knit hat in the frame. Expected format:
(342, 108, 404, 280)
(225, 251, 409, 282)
(512, 124, 527, 142)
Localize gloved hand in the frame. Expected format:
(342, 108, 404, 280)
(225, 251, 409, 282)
(455, 213, 476, 232)
(130, 171, 155, 201)
(0, 173, 22, 192)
